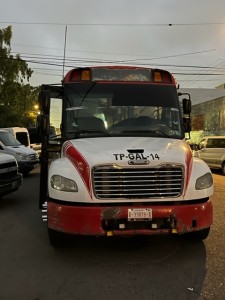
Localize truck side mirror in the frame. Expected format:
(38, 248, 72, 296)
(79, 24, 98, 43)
(183, 98, 191, 114)
(183, 117, 191, 133)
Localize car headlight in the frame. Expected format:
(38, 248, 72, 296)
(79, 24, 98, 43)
(16, 152, 29, 160)
(50, 175, 78, 192)
(195, 172, 213, 190)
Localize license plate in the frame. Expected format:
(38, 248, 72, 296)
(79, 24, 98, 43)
(128, 208, 152, 221)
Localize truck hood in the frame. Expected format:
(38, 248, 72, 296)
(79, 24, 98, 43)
(64, 137, 192, 167)
(0, 153, 16, 163)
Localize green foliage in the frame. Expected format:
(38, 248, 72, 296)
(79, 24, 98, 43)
(0, 25, 39, 127)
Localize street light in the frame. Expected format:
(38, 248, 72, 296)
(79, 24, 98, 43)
(34, 104, 40, 115)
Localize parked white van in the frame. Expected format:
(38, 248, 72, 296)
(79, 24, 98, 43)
(1, 127, 30, 147)
(0, 129, 39, 175)
(194, 136, 225, 175)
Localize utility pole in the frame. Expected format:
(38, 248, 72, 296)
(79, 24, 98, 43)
(62, 25, 68, 80)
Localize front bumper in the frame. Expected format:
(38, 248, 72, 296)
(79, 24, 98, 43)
(47, 199, 213, 236)
(18, 160, 39, 173)
(0, 174, 23, 197)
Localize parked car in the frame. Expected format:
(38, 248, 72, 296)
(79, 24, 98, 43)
(0, 153, 22, 198)
(0, 129, 39, 176)
(194, 136, 225, 175)
(1, 127, 30, 147)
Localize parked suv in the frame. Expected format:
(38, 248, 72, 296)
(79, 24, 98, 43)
(194, 136, 225, 175)
(0, 129, 39, 175)
(0, 153, 22, 198)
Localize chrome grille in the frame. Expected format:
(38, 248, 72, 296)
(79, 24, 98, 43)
(0, 161, 18, 179)
(93, 165, 183, 199)
(28, 153, 39, 160)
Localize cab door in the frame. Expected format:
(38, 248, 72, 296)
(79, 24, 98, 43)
(38, 85, 64, 209)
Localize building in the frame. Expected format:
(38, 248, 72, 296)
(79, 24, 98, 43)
(179, 86, 225, 143)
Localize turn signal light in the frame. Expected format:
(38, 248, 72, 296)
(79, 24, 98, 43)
(153, 71, 162, 82)
(153, 70, 173, 83)
(69, 69, 91, 81)
(81, 70, 91, 80)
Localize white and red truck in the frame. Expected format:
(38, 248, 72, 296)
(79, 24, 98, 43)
(37, 66, 213, 246)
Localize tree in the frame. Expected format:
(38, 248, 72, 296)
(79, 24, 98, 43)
(0, 25, 39, 127)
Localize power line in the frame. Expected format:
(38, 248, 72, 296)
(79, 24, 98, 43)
(184, 57, 225, 87)
(6, 54, 225, 72)
(1, 21, 225, 26)
(3, 52, 225, 87)
(12, 43, 225, 63)
(11, 45, 225, 68)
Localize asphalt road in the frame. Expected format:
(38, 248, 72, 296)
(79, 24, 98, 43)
(0, 167, 225, 300)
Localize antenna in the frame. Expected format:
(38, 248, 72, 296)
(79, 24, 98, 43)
(62, 25, 68, 80)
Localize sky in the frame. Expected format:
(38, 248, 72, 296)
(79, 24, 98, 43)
(1, 0, 225, 89)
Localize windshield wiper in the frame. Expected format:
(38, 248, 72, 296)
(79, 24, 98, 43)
(68, 129, 111, 137)
(121, 130, 171, 137)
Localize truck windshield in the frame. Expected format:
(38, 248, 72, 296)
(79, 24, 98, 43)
(0, 131, 21, 146)
(65, 82, 183, 139)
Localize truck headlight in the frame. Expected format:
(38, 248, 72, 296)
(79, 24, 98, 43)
(51, 175, 78, 192)
(195, 172, 213, 190)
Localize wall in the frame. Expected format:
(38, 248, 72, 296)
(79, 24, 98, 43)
(191, 96, 225, 136)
